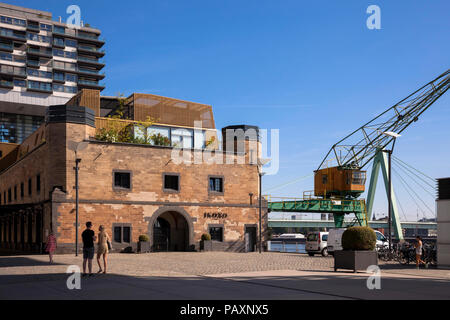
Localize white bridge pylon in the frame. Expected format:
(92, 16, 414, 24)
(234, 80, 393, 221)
(366, 149, 403, 240)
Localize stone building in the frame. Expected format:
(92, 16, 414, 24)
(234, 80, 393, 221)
(0, 89, 267, 254)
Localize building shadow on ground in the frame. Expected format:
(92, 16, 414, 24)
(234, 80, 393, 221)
(0, 257, 66, 268)
(0, 268, 449, 300)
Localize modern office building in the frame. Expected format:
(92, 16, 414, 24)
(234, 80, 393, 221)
(437, 177, 450, 268)
(0, 2, 105, 143)
(0, 89, 266, 254)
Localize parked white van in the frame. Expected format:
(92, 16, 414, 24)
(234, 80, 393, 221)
(327, 228, 389, 255)
(305, 231, 329, 256)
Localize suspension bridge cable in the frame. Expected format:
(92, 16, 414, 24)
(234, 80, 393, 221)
(392, 155, 436, 184)
(392, 167, 435, 218)
(392, 157, 437, 190)
(264, 173, 314, 193)
(392, 159, 436, 198)
(393, 186, 409, 221)
(392, 167, 428, 219)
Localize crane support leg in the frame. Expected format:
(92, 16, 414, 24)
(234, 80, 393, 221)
(366, 150, 404, 240)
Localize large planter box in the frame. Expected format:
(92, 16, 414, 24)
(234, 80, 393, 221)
(334, 250, 378, 273)
(137, 241, 150, 253)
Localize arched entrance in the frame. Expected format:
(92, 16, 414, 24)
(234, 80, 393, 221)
(148, 207, 194, 252)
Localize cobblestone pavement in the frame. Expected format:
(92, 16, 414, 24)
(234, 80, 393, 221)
(0, 252, 334, 277)
(1, 252, 447, 279)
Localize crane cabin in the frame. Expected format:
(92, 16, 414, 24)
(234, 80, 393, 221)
(314, 167, 367, 199)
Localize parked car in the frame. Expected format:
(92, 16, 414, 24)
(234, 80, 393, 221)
(278, 233, 305, 239)
(305, 231, 329, 256)
(327, 228, 346, 256)
(327, 228, 389, 255)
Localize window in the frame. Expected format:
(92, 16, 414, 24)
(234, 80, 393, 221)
(8, 188, 11, 203)
(53, 37, 64, 47)
(28, 178, 32, 196)
(163, 173, 179, 192)
(0, 52, 12, 61)
(352, 171, 367, 185)
(20, 182, 24, 199)
(12, 79, 25, 87)
(27, 81, 52, 92)
(209, 176, 224, 194)
(36, 174, 40, 193)
(171, 128, 193, 148)
(113, 224, 131, 243)
(113, 171, 131, 190)
(40, 24, 52, 32)
(65, 39, 77, 47)
(209, 226, 223, 242)
(14, 185, 17, 200)
(194, 130, 206, 149)
(322, 234, 328, 241)
(65, 73, 77, 82)
(53, 26, 65, 34)
(322, 174, 328, 184)
(53, 72, 64, 82)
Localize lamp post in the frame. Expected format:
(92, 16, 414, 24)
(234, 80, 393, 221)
(257, 158, 271, 254)
(381, 131, 400, 252)
(70, 141, 89, 257)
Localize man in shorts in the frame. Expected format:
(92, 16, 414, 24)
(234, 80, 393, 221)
(82, 221, 96, 276)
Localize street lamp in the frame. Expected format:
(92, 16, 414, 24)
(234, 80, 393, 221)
(69, 141, 89, 256)
(257, 158, 271, 254)
(381, 131, 401, 251)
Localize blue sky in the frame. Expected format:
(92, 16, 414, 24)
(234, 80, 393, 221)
(15, 0, 449, 220)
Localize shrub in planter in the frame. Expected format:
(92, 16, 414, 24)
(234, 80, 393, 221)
(334, 226, 378, 272)
(138, 234, 150, 253)
(342, 226, 376, 251)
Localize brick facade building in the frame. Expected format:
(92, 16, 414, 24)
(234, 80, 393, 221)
(0, 90, 267, 254)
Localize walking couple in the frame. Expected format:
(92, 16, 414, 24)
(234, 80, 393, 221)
(81, 221, 111, 276)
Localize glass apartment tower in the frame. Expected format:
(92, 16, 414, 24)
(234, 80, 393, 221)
(0, 3, 105, 143)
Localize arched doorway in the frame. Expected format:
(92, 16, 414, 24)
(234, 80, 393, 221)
(149, 207, 194, 252)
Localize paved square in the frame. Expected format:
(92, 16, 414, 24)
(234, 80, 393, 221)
(0, 252, 449, 300)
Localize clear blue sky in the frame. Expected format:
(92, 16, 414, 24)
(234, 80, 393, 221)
(14, 0, 449, 220)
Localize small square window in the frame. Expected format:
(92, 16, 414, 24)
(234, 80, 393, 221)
(163, 174, 179, 192)
(112, 224, 132, 243)
(209, 227, 223, 242)
(209, 177, 224, 193)
(113, 171, 131, 190)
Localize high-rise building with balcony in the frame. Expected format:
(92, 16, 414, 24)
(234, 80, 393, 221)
(0, 2, 105, 143)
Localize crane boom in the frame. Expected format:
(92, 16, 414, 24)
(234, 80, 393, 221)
(318, 69, 450, 171)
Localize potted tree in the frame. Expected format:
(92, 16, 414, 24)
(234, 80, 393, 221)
(137, 234, 150, 253)
(200, 233, 212, 251)
(334, 226, 378, 273)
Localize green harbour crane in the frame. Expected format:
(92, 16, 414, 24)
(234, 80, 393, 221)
(268, 69, 450, 239)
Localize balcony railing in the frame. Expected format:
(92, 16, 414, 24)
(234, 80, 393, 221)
(27, 47, 52, 57)
(27, 60, 40, 67)
(0, 79, 13, 88)
(0, 28, 26, 41)
(78, 45, 105, 53)
(0, 42, 13, 51)
(77, 56, 102, 64)
(78, 68, 104, 75)
(0, 65, 26, 76)
(78, 79, 103, 86)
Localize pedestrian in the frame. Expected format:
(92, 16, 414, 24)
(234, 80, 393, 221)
(45, 229, 57, 264)
(414, 236, 427, 269)
(82, 221, 96, 276)
(96, 225, 110, 274)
